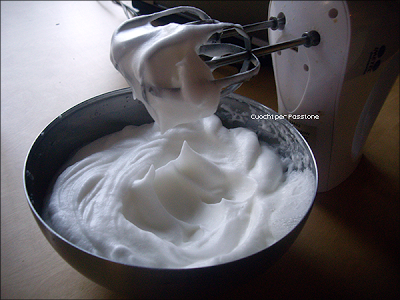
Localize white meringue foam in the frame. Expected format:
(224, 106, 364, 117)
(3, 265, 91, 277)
(44, 115, 315, 268)
(110, 15, 241, 133)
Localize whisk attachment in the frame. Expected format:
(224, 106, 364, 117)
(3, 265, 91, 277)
(111, 3, 320, 99)
(110, 4, 322, 132)
(111, 6, 260, 98)
(206, 30, 321, 69)
(199, 34, 260, 97)
(110, 6, 261, 131)
(150, 7, 261, 95)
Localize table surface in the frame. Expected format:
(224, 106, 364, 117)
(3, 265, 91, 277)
(1, 1, 399, 299)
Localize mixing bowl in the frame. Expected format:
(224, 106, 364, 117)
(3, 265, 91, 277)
(24, 88, 317, 298)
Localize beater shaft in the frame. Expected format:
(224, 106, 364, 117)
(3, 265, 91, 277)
(222, 14, 286, 38)
(206, 31, 320, 69)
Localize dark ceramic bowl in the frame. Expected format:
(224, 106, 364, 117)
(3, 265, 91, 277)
(24, 88, 317, 298)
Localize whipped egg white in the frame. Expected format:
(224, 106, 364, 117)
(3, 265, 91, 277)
(44, 115, 314, 268)
(110, 12, 241, 133)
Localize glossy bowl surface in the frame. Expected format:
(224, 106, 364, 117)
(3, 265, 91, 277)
(24, 88, 317, 298)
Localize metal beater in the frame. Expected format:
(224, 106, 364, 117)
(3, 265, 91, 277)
(111, 2, 320, 96)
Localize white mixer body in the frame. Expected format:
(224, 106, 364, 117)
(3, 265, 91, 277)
(269, 1, 399, 192)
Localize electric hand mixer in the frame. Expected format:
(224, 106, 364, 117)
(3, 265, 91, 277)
(112, 1, 399, 192)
